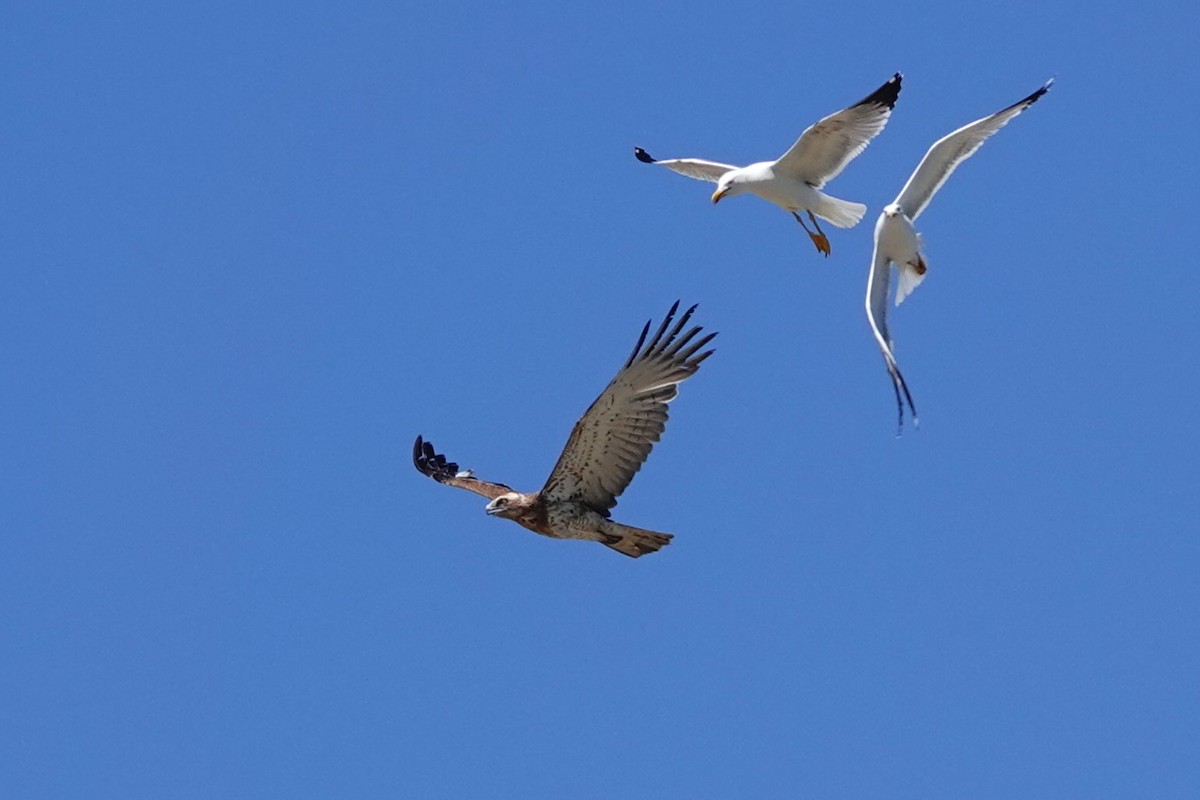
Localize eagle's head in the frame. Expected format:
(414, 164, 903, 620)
(485, 492, 530, 520)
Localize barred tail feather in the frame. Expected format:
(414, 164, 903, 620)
(600, 521, 673, 558)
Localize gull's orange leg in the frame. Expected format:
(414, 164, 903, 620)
(791, 211, 831, 257)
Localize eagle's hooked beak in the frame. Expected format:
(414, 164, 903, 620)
(484, 501, 501, 515)
(711, 186, 729, 204)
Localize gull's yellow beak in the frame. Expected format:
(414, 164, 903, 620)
(711, 187, 729, 204)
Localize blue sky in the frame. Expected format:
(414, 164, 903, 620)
(2, 1, 1198, 797)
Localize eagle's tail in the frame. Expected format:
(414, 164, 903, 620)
(600, 522, 673, 558)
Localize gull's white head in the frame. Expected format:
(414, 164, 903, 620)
(883, 203, 904, 218)
(484, 492, 527, 519)
(711, 172, 744, 204)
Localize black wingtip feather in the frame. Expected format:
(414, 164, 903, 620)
(625, 320, 652, 369)
(625, 301, 718, 369)
(1011, 78, 1053, 111)
(991, 79, 1054, 119)
(677, 330, 718, 363)
(663, 304, 696, 348)
(642, 301, 680, 358)
(664, 324, 702, 357)
(413, 435, 461, 483)
(633, 146, 656, 164)
(886, 361, 919, 436)
(855, 72, 903, 111)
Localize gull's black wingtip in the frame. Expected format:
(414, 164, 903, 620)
(1007, 78, 1054, 113)
(884, 357, 919, 437)
(857, 72, 903, 110)
(633, 146, 656, 164)
(1031, 77, 1054, 102)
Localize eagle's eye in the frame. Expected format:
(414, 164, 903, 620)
(495, 497, 508, 506)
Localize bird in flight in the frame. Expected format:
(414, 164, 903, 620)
(413, 301, 716, 558)
(635, 73, 902, 257)
(865, 79, 1053, 432)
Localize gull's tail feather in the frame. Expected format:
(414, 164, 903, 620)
(895, 254, 928, 306)
(600, 521, 673, 558)
(811, 193, 867, 229)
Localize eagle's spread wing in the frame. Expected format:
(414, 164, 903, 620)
(894, 79, 1052, 221)
(412, 436, 514, 500)
(634, 147, 736, 184)
(540, 301, 717, 514)
(774, 73, 902, 187)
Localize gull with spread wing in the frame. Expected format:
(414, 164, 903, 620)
(866, 79, 1053, 431)
(414, 302, 716, 558)
(635, 73, 901, 256)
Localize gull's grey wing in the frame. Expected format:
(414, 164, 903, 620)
(774, 73, 902, 186)
(865, 239, 918, 433)
(634, 147, 737, 184)
(413, 436, 515, 501)
(540, 301, 717, 514)
(894, 79, 1052, 221)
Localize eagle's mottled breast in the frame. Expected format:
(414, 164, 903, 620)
(543, 501, 608, 542)
(513, 497, 553, 537)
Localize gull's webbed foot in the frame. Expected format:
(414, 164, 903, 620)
(809, 231, 831, 257)
(792, 211, 831, 257)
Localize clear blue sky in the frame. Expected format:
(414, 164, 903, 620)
(2, 1, 1197, 797)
